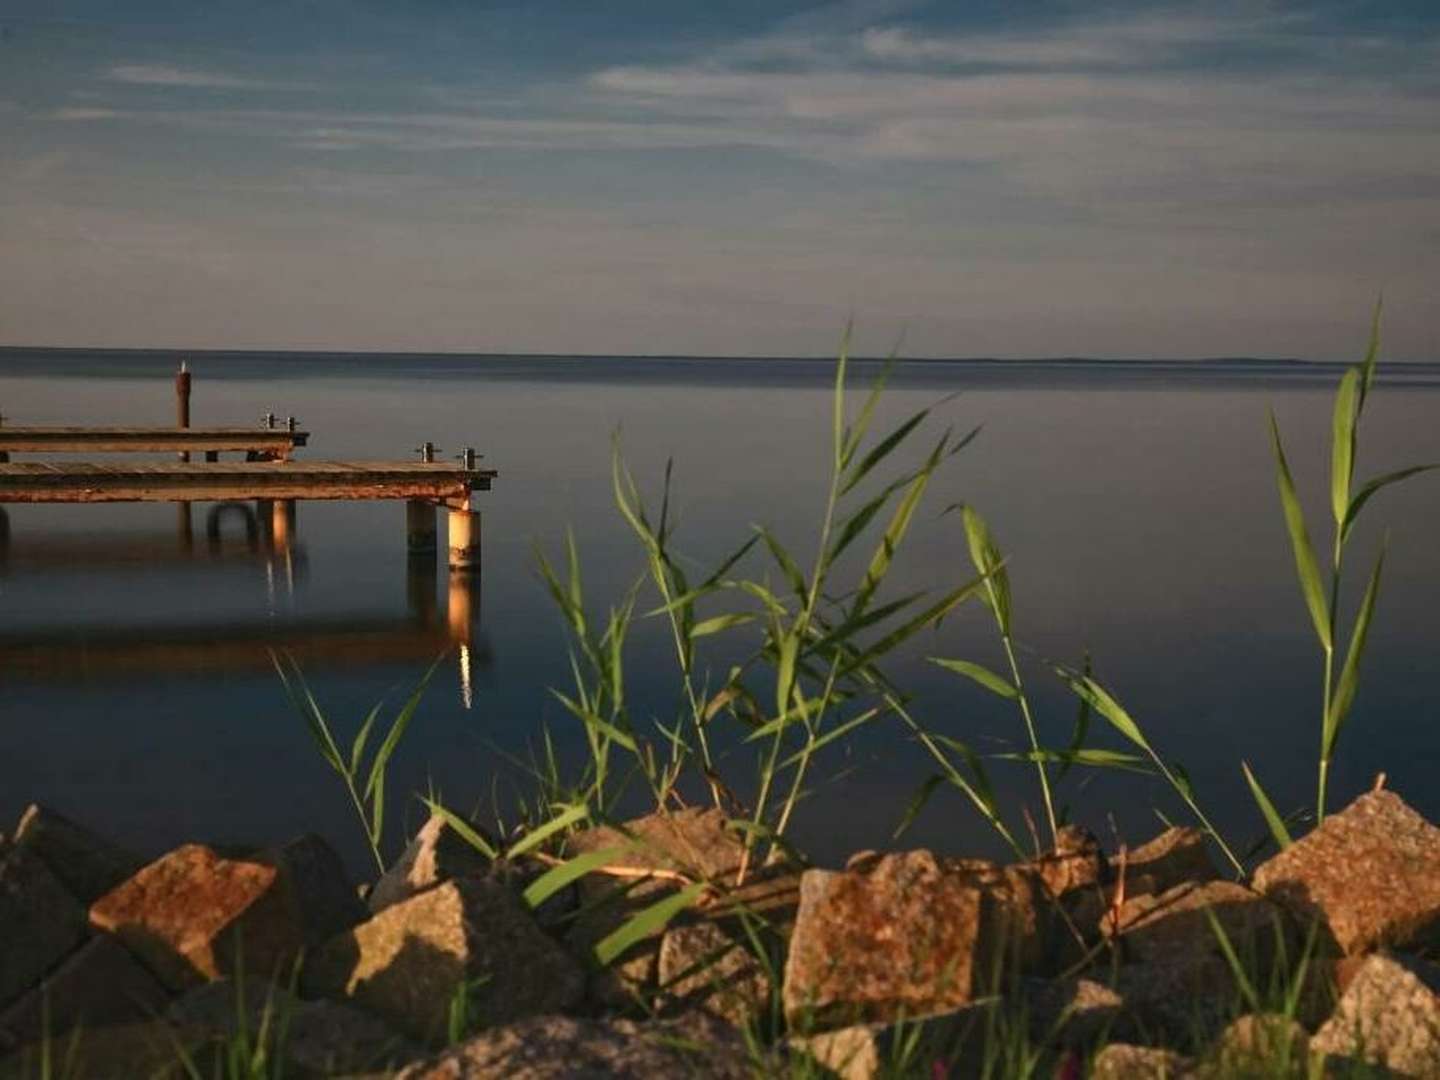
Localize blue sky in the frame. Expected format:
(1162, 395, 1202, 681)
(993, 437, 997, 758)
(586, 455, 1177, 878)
(1, 1, 1437, 357)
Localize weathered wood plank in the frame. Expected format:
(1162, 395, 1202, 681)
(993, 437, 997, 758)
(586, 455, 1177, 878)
(0, 427, 310, 454)
(0, 461, 496, 505)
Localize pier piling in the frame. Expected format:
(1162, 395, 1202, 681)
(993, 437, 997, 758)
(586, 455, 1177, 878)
(447, 508, 481, 571)
(406, 500, 438, 555)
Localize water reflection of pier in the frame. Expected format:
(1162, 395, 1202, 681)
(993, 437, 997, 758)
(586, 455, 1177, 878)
(0, 504, 489, 707)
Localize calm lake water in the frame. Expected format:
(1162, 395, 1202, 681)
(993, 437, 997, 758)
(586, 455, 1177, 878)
(2, 350, 1438, 873)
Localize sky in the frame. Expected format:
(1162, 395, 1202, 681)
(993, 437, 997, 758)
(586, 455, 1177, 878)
(1, 1, 1437, 358)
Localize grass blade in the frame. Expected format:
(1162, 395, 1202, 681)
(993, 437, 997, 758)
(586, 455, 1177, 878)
(961, 506, 1011, 634)
(1358, 295, 1382, 408)
(929, 657, 1017, 698)
(349, 700, 384, 778)
(689, 613, 754, 639)
(840, 407, 930, 496)
(1241, 760, 1292, 851)
(1342, 463, 1440, 544)
(1325, 540, 1386, 758)
(421, 798, 500, 860)
(508, 802, 590, 859)
(1059, 672, 1152, 753)
(1330, 368, 1360, 527)
(1268, 412, 1331, 651)
(595, 882, 708, 967)
(364, 654, 442, 801)
(522, 844, 633, 909)
(271, 651, 345, 774)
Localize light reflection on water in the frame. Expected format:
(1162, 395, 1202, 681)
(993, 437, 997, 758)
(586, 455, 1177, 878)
(1, 352, 1437, 872)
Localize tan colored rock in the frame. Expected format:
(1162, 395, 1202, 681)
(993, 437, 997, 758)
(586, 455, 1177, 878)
(564, 807, 749, 1008)
(1253, 789, 1440, 955)
(1311, 953, 1440, 1077)
(1028, 825, 1106, 899)
(304, 876, 584, 1044)
(393, 1012, 755, 1079)
(1212, 1012, 1311, 1074)
(657, 919, 772, 1026)
(1119, 827, 1217, 896)
(0, 844, 88, 1010)
(790, 1023, 882, 1080)
(1108, 880, 1293, 968)
(167, 978, 424, 1075)
(89, 838, 364, 992)
(13, 803, 144, 905)
(1090, 1043, 1194, 1078)
(0, 935, 169, 1046)
(782, 852, 1045, 1027)
(368, 811, 492, 914)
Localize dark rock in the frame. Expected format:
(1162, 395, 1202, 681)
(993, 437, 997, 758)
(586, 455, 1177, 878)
(1108, 880, 1294, 968)
(1253, 789, 1440, 955)
(1090, 1043, 1195, 1078)
(1119, 827, 1217, 897)
(304, 876, 584, 1044)
(167, 978, 425, 1075)
(1024, 976, 1126, 1046)
(0, 936, 169, 1047)
(782, 851, 1046, 1027)
(367, 811, 492, 914)
(0, 1020, 206, 1080)
(1311, 952, 1440, 1077)
(89, 838, 363, 992)
(0, 844, 88, 1010)
(392, 1011, 755, 1079)
(13, 803, 144, 905)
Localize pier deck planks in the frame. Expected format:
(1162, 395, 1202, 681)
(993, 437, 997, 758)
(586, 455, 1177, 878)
(0, 460, 496, 506)
(0, 426, 309, 456)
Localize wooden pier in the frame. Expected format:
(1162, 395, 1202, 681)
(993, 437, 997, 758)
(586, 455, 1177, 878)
(0, 426, 309, 460)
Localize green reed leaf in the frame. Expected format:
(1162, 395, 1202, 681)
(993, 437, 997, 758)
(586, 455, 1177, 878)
(929, 657, 1017, 698)
(997, 748, 1150, 773)
(833, 321, 851, 471)
(595, 882, 708, 967)
(893, 774, 946, 840)
(1060, 673, 1152, 753)
(840, 571, 989, 677)
(271, 651, 345, 775)
(755, 526, 808, 602)
(689, 613, 755, 639)
(1359, 295, 1382, 408)
(1241, 760, 1292, 852)
(421, 798, 500, 860)
(509, 802, 590, 860)
(1268, 411, 1332, 652)
(1325, 539, 1386, 759)
(855, 433, 947, 612)
(1343, 463, 1440, 545)
(522, 844, 633, 909)
(841, 350, 900, 470)
(840, 407, 930, 497)
(349, 699, 384, 779)
(1331, 367, 1360, 527)
(364, 654, 441, 802)
(961, 506, 1011, 634)
(1057, 651, 1093, 781)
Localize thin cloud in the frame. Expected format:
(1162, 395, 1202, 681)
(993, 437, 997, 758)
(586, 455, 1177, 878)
(105, 64, 305, 90)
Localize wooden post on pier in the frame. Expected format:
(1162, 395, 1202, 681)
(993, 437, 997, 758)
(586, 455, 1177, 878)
(175, 364, 191, 463)
(271, 500, 296, 554)
(406, 500, 438, 555)
(447, 508, 480, 571)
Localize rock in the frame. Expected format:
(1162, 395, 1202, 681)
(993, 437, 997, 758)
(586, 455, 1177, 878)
(167, 978, 424, 1075)
(1025, 976, 1126, 1045)
(304, 876, 584, 1044)
(0, 844, 88, 1010)
(1090, 1043, 1195, 1078)
(367, 811, 492, 914)
(1119, 827, 1217, 896)
(1028, 825, 1106, 899)
(1108, 880, 1293, 968)
(13, 803, 144, 905)
(782, 851, 1046, 1027)
(1311, 953, 1440, 1077)
(657, 918, 773, 1026)
(393, 1011, 755, 1079)
(1211, 1012, 1310, 1074)
(1253, 789, 1440, 955)
(1107, 956, 1240, 1046)
(789, 1023, 881, 1080)
(89, 838, 364, 992)
(0, 936, 169, 1046)
(564, 807, 748, 1007)
(0, 1020, 207, 1080)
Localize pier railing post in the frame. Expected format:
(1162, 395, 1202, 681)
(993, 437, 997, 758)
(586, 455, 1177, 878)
(175, 363, 191, 463)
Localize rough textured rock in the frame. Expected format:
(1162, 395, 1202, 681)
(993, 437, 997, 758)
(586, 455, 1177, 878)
(0, 1020, 205, 1080)
(89, 838, 363, 992)
(1025, 976, 1126, 1045)
(657, 918, 772, 1025)
(1090, 1043, 1194, 1078)
(790, 1023, 882, 1080)
(1253, 789, 1440, 955)
(1211, 1013, 1310, 1074)
(13, 803, 145, 905)
(167, 978, 425, 1075)
(1108, 880, 1293, 968)
(0, 935, 169, 1046)
(1311, 952, 1440, 1077)
(1119, 827, 1217, 897)
(1028, 825, 1106, 899)
(0, 844, 88, 1010)
(565, 807, 749, 1007)
(783, 851, 1046, 1026)
(368, 811, 492, 914)
(304, 876, 584, 1044)
(392, 1012, 755, 1079)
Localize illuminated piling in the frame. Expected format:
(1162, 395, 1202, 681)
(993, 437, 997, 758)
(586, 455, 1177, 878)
(447, 508, 480, 571)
